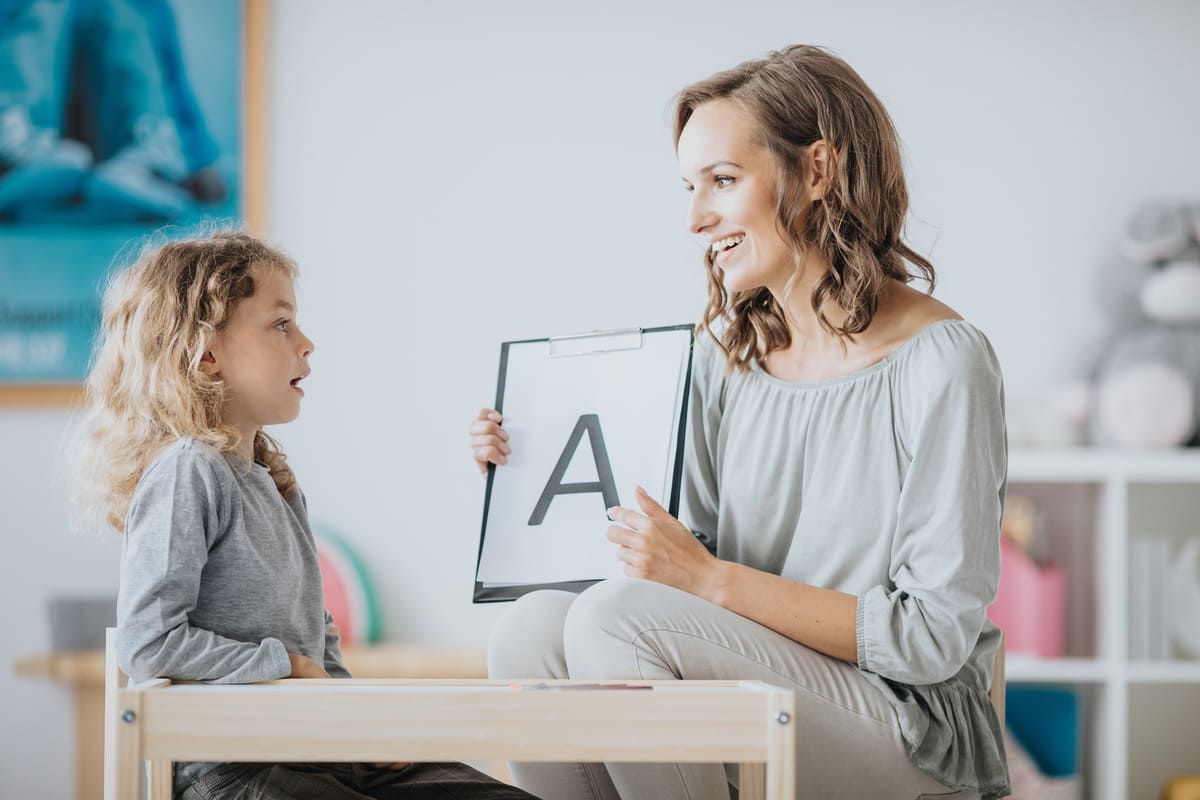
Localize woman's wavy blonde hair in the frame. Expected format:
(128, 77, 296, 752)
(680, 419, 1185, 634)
(77, 230, 299, 533)
(673, 44, 936, 370)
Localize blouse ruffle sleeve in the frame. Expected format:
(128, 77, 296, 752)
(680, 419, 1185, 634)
(856, 323, 1007, 685)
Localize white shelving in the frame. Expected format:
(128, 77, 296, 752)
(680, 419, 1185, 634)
(1006, 447, 1200, 800)
(1006, 655, 1109, 684)
(1010, 447, 1200, 481)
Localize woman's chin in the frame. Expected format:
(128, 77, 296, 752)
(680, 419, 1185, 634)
(721, 260, 793, 296)
(722, 273, 765, 295)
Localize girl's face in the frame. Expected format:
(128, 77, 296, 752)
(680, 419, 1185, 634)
(677, 99, 795, 294)
(203, 267, 313, 436)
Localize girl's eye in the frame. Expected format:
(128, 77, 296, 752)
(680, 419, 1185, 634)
(684, 184, 695, 194)
(275, 319, 290, 332)
(714, 175, 734, 188)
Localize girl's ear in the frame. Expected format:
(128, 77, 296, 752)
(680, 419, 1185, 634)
(197, 349, 219, 376)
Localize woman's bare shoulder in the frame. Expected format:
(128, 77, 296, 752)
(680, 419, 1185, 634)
(888, 282, 962, 334)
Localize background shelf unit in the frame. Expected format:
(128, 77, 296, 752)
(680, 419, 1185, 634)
(1006, 447, 1200, 800)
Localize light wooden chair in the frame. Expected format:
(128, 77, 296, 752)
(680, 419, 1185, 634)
(103, 629, 172, 800)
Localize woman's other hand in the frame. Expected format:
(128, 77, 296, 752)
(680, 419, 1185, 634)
(468, 408, 510, 475)
(606, 486, 723, 601)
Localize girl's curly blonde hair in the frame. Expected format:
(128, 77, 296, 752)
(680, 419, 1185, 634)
(76, 230, 299, 533)
(673, 44, 936, 370)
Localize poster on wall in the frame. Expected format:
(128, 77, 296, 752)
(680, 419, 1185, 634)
(0, 0, 266, 405)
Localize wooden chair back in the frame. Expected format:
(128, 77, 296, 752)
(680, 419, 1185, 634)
(104, 628, 171, 800)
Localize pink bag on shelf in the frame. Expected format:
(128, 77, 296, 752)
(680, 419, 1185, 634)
(988, 537, 1066, 658)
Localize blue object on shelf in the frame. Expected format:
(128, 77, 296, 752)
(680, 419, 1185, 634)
(1005, 686, 1079, 778)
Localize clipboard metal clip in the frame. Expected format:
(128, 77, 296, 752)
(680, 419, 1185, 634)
(547, 327, 643, 358)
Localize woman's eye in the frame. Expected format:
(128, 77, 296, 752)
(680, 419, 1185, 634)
(714, 175, 734, 188)
(275, 320, 290, 332)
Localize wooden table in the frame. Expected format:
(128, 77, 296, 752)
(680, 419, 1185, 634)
(108, 678, 797, 800)
(13, 644, 487, 800)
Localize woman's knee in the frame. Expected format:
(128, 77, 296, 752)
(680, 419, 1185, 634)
(486, 589, 575, 679)
(565, 577, 686, 634)
(563, 578, 679, 679)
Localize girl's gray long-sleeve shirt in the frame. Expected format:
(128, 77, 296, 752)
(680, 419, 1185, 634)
(116, 437, 348, 791)
(681, 319, 1010, 799)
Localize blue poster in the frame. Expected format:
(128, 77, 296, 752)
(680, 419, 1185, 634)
(0, 0, 242, 383)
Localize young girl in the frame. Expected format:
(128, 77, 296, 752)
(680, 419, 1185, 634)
(81, 231, 536, 800)
(473, 46, 1011, 800)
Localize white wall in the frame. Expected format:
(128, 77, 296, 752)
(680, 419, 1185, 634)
(0, 412, 119, 796)
(4, 1, 1200, 795)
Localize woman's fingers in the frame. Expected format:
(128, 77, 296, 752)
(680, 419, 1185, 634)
(473, 445, 508, 465)
(469, 410, 510, 476)
(474, 448, 503, 475)
(607, 506, 646, 532)
(468, 419, 509, 439)
(606, 524, 640, 548)
(616, 544, 648, 579)
(470, 434, 510, 469)
(634, 485, 670, 519)
(470, 434, 510, 454)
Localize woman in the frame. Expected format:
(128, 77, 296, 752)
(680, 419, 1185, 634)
(469, 45, 1010, 800)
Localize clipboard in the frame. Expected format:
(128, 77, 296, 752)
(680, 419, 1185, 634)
(473, 324, 695, 602)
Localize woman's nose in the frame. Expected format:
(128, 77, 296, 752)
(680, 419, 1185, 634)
(686, 194, 717, 236)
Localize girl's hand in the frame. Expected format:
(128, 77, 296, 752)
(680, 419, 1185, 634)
(606, 486, 723, 601)
(468, 408, 510, 476)
(287, 652, 331, 679)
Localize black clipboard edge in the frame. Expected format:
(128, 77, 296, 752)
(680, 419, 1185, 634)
(668, 329, 695, 518)
(472, 323, 696, 604)
(473, 579, 603, 603)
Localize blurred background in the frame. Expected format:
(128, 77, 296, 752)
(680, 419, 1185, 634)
(3, 1, 1200, 798)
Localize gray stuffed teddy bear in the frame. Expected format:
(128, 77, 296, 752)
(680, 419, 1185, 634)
(1086, 202, 1200, 446)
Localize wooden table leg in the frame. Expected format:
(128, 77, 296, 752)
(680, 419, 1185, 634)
(740, 762, 766, 800)
(76, 684, 104, 800)
(766, 692, 796, 800)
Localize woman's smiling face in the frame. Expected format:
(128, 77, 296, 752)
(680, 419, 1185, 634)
(677, 99, 796, 295)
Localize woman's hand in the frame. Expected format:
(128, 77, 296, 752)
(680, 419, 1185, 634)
(287, 652, 331, 679)
(606, 486, 724, 602)
(468, 408, 510, 476)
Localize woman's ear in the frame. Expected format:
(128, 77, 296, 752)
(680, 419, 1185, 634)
(807, 140, 836, 200)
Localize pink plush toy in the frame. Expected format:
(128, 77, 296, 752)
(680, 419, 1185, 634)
(1088, 203, 1200, 447)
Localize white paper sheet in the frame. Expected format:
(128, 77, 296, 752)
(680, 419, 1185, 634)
(476, 328, 692, 586)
